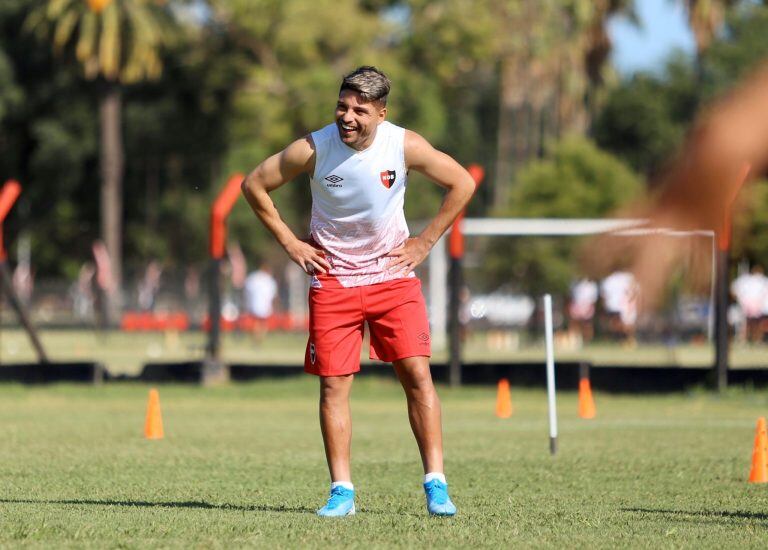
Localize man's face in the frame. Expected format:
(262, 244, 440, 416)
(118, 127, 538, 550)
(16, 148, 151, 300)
(335, 89, 386, 150)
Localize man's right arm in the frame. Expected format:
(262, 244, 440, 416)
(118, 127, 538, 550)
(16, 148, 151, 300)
(240, 137, 331, 274)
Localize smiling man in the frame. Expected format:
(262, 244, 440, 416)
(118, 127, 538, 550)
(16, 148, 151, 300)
(241, 66, 475, 517)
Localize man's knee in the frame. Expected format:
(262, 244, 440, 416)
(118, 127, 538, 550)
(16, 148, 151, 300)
(395, 358, 439, 401)
(395, 356, 432, 383)
(320, 374, 353, 403)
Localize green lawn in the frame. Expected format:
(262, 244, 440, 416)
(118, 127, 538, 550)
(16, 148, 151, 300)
(1, 379, 768, 547)
(1, 328, 767, 376)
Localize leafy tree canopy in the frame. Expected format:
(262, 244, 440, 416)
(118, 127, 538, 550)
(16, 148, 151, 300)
(484, 136, 642, 295)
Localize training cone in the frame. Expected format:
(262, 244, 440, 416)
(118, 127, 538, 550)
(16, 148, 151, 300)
(748, 417, 768, 483)
(578, 377, 596, 419)
(144, 388, 164, 440)
(495, 378, 513, 418)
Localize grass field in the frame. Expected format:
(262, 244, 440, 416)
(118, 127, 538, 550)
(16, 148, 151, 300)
(2, 328, 768, 376)
(2, 378, 768, 548)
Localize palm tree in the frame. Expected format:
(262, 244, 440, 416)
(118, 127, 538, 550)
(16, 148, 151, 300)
(684, 0, 734, 56)
(26, 0, 175, 319)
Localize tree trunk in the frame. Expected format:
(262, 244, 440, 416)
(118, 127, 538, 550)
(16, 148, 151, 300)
(99, 81, 124, 322)
(494, 56, 525, 209)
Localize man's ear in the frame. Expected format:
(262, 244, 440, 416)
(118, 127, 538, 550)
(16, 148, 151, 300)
(378, 105, 387, 123)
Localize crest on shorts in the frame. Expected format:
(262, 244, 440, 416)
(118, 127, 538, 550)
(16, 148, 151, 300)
(309, 343, 316, 364)
(380, 169, 396, 189)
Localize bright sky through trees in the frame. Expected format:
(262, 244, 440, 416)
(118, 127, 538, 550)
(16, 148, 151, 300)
(609, 0, 696, 75)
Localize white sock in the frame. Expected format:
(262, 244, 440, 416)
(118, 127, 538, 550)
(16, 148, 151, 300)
(424, 472, 446, 484)
(331, 481, 354, 491)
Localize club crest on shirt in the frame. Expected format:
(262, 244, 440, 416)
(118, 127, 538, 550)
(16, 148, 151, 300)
(380, 169, 396, 188)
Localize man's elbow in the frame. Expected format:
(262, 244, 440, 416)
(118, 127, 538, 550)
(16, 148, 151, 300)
(240, 173, 262, 200)
(240, 177, 250, 198)
(460, 175, 476, 204)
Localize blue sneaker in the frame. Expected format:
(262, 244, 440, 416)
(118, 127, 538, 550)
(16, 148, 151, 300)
(424, 479, 456, 516)
(317, 486, 356, 517)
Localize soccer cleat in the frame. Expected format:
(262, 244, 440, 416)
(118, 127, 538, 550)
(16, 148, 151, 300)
(423, 479, 457, 516)
(316, 486, 356, 517)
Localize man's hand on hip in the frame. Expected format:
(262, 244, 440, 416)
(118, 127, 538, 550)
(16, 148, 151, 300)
(285, 239, 331, 275)
(387, 237, 430, 276)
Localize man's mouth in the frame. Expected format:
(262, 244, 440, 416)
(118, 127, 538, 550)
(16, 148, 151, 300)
(339, 122, 356, 133)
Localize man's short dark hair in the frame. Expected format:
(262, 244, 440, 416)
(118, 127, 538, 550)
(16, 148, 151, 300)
(339, 66, 391, 106)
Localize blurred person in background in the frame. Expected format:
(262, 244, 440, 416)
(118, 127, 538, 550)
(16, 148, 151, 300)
(71, 262, 96, 321)
(731, 264, 768, 343)
(601, 271, 639, 347)
(137, 260, 162, 312)
(568, 278, 598, 346)
(241, 66, 475, 517)
(225, 242, 248, 324)
(243, 261, 278, 342)
(12, 261, 34, 306)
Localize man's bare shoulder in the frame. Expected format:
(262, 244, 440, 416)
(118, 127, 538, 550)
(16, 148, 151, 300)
(404, 129, 437, 169)
(281, 135, 316, 174)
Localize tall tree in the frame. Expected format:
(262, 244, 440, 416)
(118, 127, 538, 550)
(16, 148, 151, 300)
(684, 0, 734, 57)
(26, 0, 176, 315)
(581, 0, 636, 120)
(404, 0, 634, 209)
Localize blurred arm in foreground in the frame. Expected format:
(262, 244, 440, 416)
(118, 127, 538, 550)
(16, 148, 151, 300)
(588, 61, 768, 307)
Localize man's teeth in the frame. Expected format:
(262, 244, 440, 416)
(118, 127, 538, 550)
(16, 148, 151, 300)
(341, 123, 355, 130)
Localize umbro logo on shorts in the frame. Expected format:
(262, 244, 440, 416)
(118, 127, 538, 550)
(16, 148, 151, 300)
(380, 169, 396, 188)
(418, 332, 430, 344)
(310, 343, 316, 364)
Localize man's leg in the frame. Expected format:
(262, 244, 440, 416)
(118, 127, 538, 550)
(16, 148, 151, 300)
(319, 374, 354, 482)
(316, 373, 356, 516)
(393, 356, 444, 474)
(393, 356, 456, 516)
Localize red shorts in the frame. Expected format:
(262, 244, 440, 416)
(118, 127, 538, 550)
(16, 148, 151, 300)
(304, 274, 431, 376)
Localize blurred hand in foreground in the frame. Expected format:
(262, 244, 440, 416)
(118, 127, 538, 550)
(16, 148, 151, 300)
(585, 61, 768, 308)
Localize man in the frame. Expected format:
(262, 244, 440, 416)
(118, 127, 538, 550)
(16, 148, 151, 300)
(568, 278, 598, 345)
(600, 271, 639, 347)
(732, 265, 768, 343)
(243, 261, 279, 341)
(241, 66, 475, 517)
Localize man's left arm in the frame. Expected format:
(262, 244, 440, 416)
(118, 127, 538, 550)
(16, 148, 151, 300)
(388, 130, 476, 274)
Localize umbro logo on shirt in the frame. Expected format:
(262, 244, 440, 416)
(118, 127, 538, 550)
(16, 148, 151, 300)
(380, 170, 396, 188)
(324, 174, 343, 188)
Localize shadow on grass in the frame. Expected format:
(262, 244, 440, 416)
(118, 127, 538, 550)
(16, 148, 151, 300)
(622, 507, 768, 523)
(0, 498, 313, 514)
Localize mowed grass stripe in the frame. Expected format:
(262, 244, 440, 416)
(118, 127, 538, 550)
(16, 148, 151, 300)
(1, 379, 768, 548)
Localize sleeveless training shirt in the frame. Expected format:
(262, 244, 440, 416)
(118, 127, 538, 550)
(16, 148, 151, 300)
(309, 120, 412, 288)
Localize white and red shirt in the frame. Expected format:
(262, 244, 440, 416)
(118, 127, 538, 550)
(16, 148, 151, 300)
(732, 272, 768, 318)
(309, 121, 411, 287)
(601, 271, 639, 325)
(569, 279, 598, 320)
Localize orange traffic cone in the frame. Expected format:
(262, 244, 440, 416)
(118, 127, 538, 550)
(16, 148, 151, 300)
(144, 388, 164, 440)
(495, 379, 513, 418)
(578, 377, 596, 419)
(748, 417, 768, 483)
